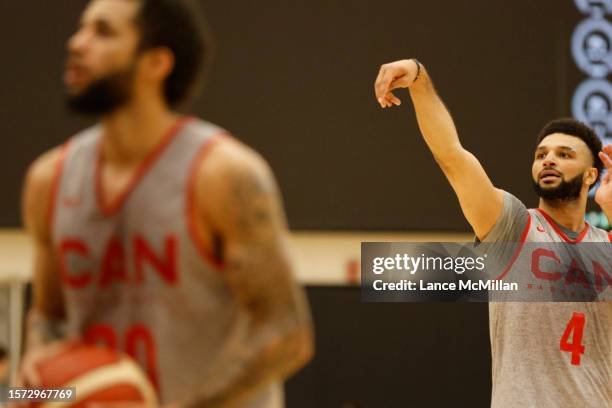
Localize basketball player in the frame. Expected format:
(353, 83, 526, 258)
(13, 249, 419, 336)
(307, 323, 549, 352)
(18, 0, 313, 407)
(374, 59, 611, 407)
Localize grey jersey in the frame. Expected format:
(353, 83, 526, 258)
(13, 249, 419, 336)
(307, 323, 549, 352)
(50, 117, 283, 407)
(484, 192, 612, 408)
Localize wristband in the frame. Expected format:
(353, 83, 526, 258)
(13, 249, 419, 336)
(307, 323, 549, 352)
(411, 59, 422, 83)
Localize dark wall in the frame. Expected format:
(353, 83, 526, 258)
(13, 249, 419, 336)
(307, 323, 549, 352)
(285, 287, 491, 407)
(0, 1, 586, 229)
(19, 284, 490, 406)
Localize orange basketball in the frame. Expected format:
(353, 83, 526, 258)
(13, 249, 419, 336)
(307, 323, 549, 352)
(27, 342, 157, 408)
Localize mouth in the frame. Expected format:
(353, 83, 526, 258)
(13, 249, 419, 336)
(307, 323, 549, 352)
(539, 170, 562, 184)
(64, 61, 89, 87)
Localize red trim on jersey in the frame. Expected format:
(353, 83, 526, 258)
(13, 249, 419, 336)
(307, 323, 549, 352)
(536, 208, 589, 243)
(608, 232, 612, 243)
(494, 211, 532, 280)
(47, 140, 73, 236)
(95, 116, 195, 217)
(185, 133, 230, 270)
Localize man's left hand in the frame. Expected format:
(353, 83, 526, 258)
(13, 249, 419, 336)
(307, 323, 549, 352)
(595, 144, 612, 211)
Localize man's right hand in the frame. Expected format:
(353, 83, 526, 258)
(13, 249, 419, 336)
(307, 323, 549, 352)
(374, 59, 422, 108)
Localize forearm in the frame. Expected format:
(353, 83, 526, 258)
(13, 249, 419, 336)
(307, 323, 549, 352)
(183, 240, 313, 408)
(183, 324, 312, 408)
(408, 67, 464, 162)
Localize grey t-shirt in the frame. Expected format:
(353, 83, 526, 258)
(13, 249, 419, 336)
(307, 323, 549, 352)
(482, 192, 612, 408)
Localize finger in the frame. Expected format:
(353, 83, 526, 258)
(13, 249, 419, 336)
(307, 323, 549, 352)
(381, 70, 397, 96)
(385, 92, 401, 106)
(599, 151, 612, 169)
(375, 66, 387, 102)
(23, 360, 42, 386)
(602, 144, 612, 163)
(379, 92, 400, 108)
(381, 96, 393, 108)
(377, 69, 395, 101)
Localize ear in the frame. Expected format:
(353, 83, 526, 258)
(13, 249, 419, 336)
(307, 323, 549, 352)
(584, 166, 599, 187)
(141, 47, 175, 83)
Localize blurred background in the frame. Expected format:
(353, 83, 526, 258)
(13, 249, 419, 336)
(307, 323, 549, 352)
(0, 0, 610, 406)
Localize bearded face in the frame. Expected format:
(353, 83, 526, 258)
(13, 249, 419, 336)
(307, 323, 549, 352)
(532, 172, 584, 201)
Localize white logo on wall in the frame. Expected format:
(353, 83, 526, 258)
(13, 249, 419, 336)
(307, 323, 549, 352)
(572, 0, 612, 141)
(572, 0, 612, 198)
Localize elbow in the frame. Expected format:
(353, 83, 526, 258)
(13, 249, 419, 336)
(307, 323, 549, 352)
(282, 323, 315, 378)
(432, 146, 469, 174)
(296, 324, 315, 369)
(266, 319, 314, 381)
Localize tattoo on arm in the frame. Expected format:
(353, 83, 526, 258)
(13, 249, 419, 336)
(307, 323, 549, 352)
(185, 156, 313, 407)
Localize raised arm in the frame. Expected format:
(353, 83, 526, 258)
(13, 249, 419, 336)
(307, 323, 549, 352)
(185, 139, 314, 407)
(375, 59, 504, 239)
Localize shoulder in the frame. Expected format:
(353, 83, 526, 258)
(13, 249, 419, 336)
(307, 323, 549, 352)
(22, 144, 69, 240)
(195, 137, 276, 194)
(24, 145, 67, 199)
(481, 190, 530, 243)
(191, 137, 282, 234)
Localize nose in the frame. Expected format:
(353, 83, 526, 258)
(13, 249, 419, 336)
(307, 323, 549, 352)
(67, 28, 90, 55)
(542, 152, 557, 168)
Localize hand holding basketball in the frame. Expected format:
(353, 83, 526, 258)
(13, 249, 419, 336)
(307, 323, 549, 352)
(374, 59, 422, 108)
(14, 341, 76, 388)
(13, 341, 157, 408)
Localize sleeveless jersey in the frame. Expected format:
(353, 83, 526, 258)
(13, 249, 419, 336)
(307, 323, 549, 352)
(490, 208, 612, 408)
(50, 117, 283, 407)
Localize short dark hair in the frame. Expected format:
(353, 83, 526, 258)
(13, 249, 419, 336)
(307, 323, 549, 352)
(134, 0, 213, 108)
(536, 118, 603, 184)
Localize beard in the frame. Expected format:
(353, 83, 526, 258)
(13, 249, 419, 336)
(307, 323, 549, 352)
(65, 64, 136, 115)
(532, 172, 584, 201)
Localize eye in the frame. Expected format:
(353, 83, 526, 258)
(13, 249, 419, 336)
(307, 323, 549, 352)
(535, 153, 545, 159)
(94, 21, 115, 37)
(559, 152, 569, 158)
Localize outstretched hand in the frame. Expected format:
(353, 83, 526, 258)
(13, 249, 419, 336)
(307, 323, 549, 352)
(595, 144, 612, 210)
(374, 59, 421, 108)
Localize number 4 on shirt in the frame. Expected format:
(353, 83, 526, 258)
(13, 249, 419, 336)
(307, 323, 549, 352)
(559, 312, 586, 366)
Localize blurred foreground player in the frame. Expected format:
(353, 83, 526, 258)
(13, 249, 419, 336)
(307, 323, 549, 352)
(20, 0, 313, 406)
(374, 60, 611, 407)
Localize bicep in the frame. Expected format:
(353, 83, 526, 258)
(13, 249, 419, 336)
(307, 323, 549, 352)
(199, 144, 303, 322)
(437, 148, 503, 240)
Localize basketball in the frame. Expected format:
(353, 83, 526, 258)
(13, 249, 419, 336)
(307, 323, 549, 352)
(25, 342, 157, 408)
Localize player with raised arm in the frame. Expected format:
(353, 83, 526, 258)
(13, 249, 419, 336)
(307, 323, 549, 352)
(18, 1, 313, 407)
(374, 59, 611, 407)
